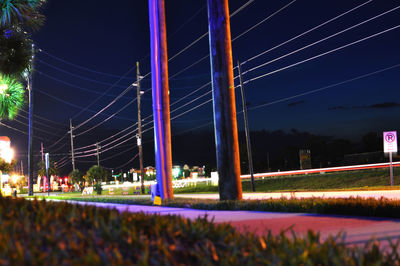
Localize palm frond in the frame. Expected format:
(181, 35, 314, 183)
(0, 74, 25, 120)
(0, 27, 32, 76)
(0, 0, 46, 30)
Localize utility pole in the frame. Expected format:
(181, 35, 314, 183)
(148, 0, 174, 200)
(27, 43, 35, 196)
(207, 0, 242, 200)
(40, 142, 44, 162)
(96, 142, 100, 166)
(69, 119, 75, 171)
(237, 60, 255, 192)
(20, 160, 23, 175)
(137, 62, 145, 194)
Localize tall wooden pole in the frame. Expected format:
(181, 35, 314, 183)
(207, 0, 242, 200)
(69, 119, 75, 171)
(237, 60, 255, 191)
(96, 142, 100, 166)
(27, 44, 35, 196)
(148, 0, 173, 200)
(136, 62, 146, 194)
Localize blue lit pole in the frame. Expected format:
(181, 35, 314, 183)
(148, 0, 174, 200)
(207, 0, 243, 200)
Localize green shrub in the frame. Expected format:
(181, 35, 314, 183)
(0, 197, 399, 264)
(93, 183, 102, 195)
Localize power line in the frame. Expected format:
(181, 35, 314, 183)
(77, 145, 137, 164)
(11, 117, 63, 138)
(104, 153, 139, 170)
(246, 63, 400, 111)
(243, 5, 400, 75)
(241, 0, 374, 65)
(71, 66, 137, 120)
(167, 0, 255, 63)
(232, 0, 297, 42)
(168, 0, 296, 81)
(35, 88, 136, 122)
(73, 83, 136, 131)
(38, 48, 136, 79)
(0, 121, 47, 141)
(35, 70, 132, 97)
(17, 112, 67, 134)
(45, 133, 69, 150)
(244, 24, 400, 84)
(75, 98, 138, 137)
(36, 59, 129, 88)
(19, 109, 68, 127)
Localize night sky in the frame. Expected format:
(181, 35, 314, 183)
(1, 0, 399, 175)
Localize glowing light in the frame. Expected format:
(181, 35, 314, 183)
(0, 147, 14, 163)
(0, 84, 8, 94)
(172, 167, 180, 178)
(11, 174, 19, 184)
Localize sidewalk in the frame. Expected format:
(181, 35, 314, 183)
(51, 199, 400, 248)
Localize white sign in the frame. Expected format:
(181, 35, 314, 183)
(383, 131, 398, 153)
(45, 153, 50, 169)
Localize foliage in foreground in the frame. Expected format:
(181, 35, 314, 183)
(1, 197, 400, 265)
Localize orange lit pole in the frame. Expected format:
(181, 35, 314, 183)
(207, 0, 242, 200)
(148, 0, 173, 200)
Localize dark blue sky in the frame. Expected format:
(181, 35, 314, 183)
(2, 0, 400, 173)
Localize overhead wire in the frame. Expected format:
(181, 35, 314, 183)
(241, 0, 374, 65)
(36, 58, 128, 88)
(242, 5, 400, 75)
(244, 24, 400, 84)
(246, 63, 400, 111)
(70, 2, 398, 161)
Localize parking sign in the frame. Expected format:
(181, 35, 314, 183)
(383, 131, 398, 153)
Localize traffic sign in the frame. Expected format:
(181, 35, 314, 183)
(383, 131, 398, 153)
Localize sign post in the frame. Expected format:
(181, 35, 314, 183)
(383, 131, 398, 186)
(45, 153, 50, 195)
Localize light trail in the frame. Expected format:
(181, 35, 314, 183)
(241, 161, 400, 179)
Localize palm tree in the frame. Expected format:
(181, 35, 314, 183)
(0, 74, 24, 119)
(1, 0, 47, 197)
(0, 0, 46, 30)
(0, 28, 32, 76)
(0, 0, 46, 76)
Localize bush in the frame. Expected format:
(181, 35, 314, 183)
(85, 165, 109, 184)
(0, 197, 399, 264)
(93, 183, 102, 195)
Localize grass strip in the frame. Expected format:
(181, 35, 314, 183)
(1, 196, 400, 264)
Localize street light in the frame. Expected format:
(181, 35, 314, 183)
(0, 147, 14, 163)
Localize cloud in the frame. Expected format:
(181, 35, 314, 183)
(368, 102, 400, 109)
(328, 106, 348, 110)
(329, 102, 400, 111)
(287, 100, 305, 107)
